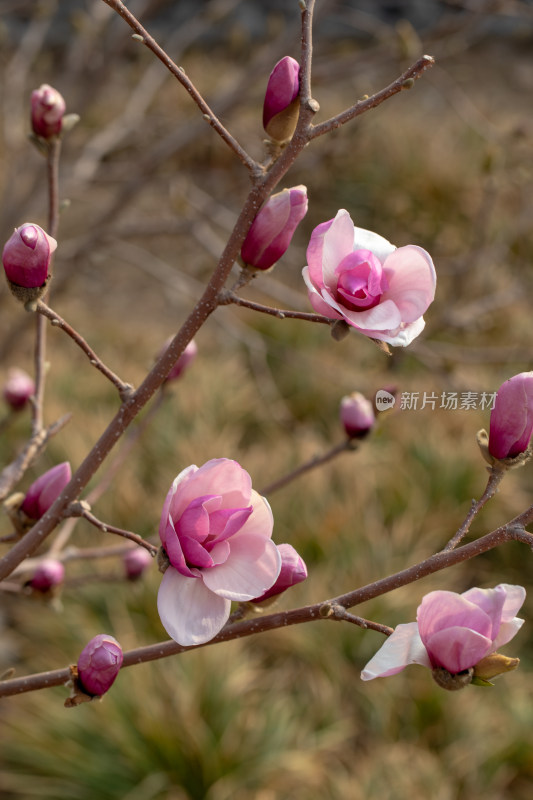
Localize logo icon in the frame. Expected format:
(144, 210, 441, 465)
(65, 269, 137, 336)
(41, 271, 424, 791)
(375, 389, 396, 412)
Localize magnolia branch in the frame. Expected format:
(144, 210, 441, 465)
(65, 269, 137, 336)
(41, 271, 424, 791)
(259, 440, 357, 496)
(443, 465, 506, 551)
(218, 289, 333, 325)
(309, 55, 435, 139)
(100, 0, 258, 176)
(2, 521, 532, 699)
(68, 505, 157, 555)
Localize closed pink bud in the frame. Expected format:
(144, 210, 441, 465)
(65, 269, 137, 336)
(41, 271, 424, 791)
(31, 84, 66, 139)
(123, 547, 153, 580)
(263, 56, 300, 142)
(77, 634, 123, 696)
(3, 368, 35, 410)
(21, 462, 71, 520)
(162, 339, 198, 383)
(241, 186, 308, 271)
(2, 223, 57, 289)
(488, 372, 533, 459)
(30, 558, 65, 592)
(340, 392, 375, 438)
(251, 543, 307, 603)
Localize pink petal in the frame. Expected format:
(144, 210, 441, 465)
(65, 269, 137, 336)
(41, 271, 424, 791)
(489, 375, 533, 459)
(302, 267, 342, 318)
(157, 566, 230, 646)
(168, 459, 251, 522)
(379, 245, 436, 323)
(361, 622, 430, 681)
(497, 584, 527, 622)
(307, 210, 354, 290)
(230, 490, 274, 542)
(351, 225, 395, 262)
(492, 617, 525, 651)
(202, 536, 281, 601)
(417, 591, 493, 643)
(424, 626, 492, 673)
(460, 585, 507, 640)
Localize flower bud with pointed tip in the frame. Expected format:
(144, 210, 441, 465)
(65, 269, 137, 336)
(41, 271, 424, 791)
(77, 634, 123, 696)
(21, 462, 71, 520)
(2, 223, 57, 292)
(3, 368, 35, 411)
(250, 543, 307, 603)
(473, 652, 519, 682)
(30, 558, 65, 592)
(124, 547, 153, 580)
(340, 392, 375, 439)
(241, 186, 308, 271)
(488, 372, 533, 460)
(31, 84, 66, 139)
(263, 56, 300, 142)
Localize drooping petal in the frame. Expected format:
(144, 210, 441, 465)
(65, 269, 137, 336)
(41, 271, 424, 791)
(424, 626, 492, 673)
(157, 567, 231, 646)
(379, 245, 436, 323)
(202, 536, 281, 601)
(361, 622, 430, 680)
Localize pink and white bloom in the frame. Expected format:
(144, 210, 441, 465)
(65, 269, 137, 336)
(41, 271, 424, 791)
(77, 634, 123, 696)
(157, 458, 281, 646)
(2, 223, 57, 289)
(31, 84, 65, 139)
(263, 56, 300, 142)
(302, 210, 436, 346)
(361, 583, 525, 680)
(21, 462, 71, 520)
(241, 185, 308, 271)
(3, 367, 35, 411)
(488, 372, 533, 459)
(340, 392, 375, 439)
(251, 543, 307, 603)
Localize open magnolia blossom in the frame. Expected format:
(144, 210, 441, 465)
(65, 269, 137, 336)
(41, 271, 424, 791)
(361, 583, 525, 682)
(302, 210, 436, 346)
(157, 458, 281, 646)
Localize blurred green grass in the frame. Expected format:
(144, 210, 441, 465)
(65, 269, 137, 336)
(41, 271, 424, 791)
(2, 2, 533, 798)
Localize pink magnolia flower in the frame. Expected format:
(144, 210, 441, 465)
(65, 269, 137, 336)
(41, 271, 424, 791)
(263, 56, 300, 142)
(340, 392, 375, 439)
(488, 372, 533, 459)
(3, 367, 35, 410)
(302, 210, 436, 347)
(30, 558, 65, 592)
(31, 84, 66, 139)
(251, 543, 307, 603)
(21, 462, 72, 520)
(241, 185, 308, 271)
(2, 223, 57, 289)
(77, 634, 123, 696)
(157, 458, 281, 646)
(361, 583, 525, 681)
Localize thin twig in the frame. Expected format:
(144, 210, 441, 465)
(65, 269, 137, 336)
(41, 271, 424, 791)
(442, 466, 506, 551)
(100, 0, 259, 176)
(219, 289, 334, 325)
(35, 300, 133, 400)
(69, 506, 157, 555)
(309, 55, 435, 139)
(259, 440, 356, 496)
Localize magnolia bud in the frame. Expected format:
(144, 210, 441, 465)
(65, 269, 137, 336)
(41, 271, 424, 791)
(77, 634, 123, 696)
(241, 186, 308, 271)
(263, 57, 300, 143)
(30, 558, 65, 592)
(488, 372, 533, 460)
(340, 392, 375, 439)
(3, 368, 35, 411)
(473, 652, 520, 682)
(31, 84, 66, 139)
(123, 547, 153, 580)
(21, 462, 71, 520)
(2, 223, 57, 302)
(250, 543, 307, 604)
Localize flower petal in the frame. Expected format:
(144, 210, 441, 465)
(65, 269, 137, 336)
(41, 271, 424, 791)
(307, 210, 354, 290)
(417, 591, 493, 644)
(231, 491, 274, 542)
(424, 626, 492, 673)
(361, 622, 430, 680)
(351, 225, 395, 262)
(168, 459, 252, 521)
(302, 267, 342, 318)
(380, 245, 436, 323)
(157, 566, 230, 646)
(202, 536, 281, 601)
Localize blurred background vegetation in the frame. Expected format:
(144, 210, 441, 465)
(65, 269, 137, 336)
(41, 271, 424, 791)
(1, 1, 533, 798)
